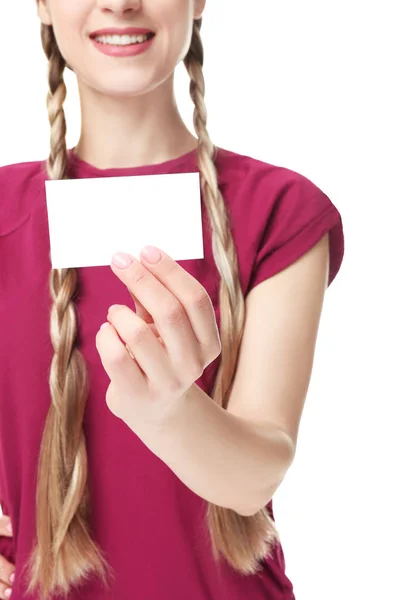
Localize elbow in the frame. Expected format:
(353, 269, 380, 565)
(235, 504, 264, 518)
(236, 437, 296, 518)
(235, 479, 281, 517)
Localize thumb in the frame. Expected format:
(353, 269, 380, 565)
(0, 515, 13, 537)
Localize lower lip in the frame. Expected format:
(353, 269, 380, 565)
(90, 35, 155, 57)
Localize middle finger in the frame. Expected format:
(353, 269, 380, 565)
(114, 261, 200, 365)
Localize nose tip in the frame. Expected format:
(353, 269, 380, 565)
(99, 0, 141, 14)
(102, 7, 136, 14)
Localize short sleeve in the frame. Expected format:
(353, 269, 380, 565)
(247, 175, 345, 293)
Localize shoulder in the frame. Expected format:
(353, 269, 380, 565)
(214, 146, 342, 230)
(0, 158, 47, 236)
(0, 157, 46, 187)
(214, 146, 337, 216)
(214, 147, 344, 289)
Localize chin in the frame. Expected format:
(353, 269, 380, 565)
(96, 83, 157, 99)
(92, 73, 168, 98)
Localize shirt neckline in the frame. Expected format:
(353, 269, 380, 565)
(66, 145, 200, 178)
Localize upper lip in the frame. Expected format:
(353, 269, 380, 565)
(90, 27, 154, 37)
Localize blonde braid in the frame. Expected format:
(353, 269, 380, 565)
(184, 19, 281, 575)
(21, 22, 112, 599)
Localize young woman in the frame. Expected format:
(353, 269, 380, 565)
(0, 1, 345, 599)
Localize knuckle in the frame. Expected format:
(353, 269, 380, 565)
(164, 260, 180, 277)
(211, 337, 222, 359)
(108, 345, 129, 365)
(131, 265, 148, 285)
(107, 304, 120, 314)
(204, 327, 222, 357)
(105, 387, 115, 407)
(105, 387, 122, 415)
(189, 288, 211, 311)
(129, 323, 150, 345)
(189, 361, 204, 381)
(163, 302, 185, 325)
(165, 376, 182, 396)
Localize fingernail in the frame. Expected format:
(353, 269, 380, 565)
(9, 572, 15, 583)
(112, 252, 133, 269)
(6, 522, 12, 534)
(140, 245, 161, 264)
(5, 588, 11, 597)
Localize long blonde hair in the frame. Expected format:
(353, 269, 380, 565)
(22, 18, 280, 599)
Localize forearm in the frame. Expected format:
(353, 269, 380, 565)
(133, 384, 295, 516)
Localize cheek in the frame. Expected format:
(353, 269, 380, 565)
(51, 26, 81, 66)
(163, 18, 195, 65)
(155, 0, 194, 60)
(49, 3, 88, 64)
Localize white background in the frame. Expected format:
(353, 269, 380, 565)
(1, 1, 399, 599)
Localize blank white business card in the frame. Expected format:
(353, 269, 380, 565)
(45, 172, 204, 269)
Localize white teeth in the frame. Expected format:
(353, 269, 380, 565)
(94, 33, 152, 46)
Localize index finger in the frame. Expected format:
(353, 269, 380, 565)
(112, 249, 218, 350)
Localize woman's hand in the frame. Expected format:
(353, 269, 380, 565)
(0, 515, 15, 599)
(96, 246, 221, 431)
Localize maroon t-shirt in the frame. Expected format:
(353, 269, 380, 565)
(0, 147, 345, 599)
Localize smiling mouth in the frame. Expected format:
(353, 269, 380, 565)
(91, 32, 156, 46)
